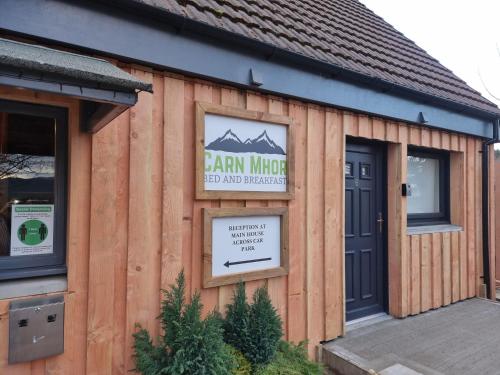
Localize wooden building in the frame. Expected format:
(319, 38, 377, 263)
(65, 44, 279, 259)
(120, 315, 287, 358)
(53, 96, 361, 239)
(0, 0, 499, 373)
(496, 158, 500, 290)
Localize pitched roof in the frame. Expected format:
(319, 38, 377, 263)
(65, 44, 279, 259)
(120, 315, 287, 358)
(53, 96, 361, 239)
(130, 0, 499, 115)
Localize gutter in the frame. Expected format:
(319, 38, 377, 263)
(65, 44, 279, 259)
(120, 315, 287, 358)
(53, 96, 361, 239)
(482, 118, 500, 299)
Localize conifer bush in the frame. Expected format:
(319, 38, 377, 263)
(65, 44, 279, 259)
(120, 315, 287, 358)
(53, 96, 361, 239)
(223, 282, 283, 367)
(247, 286, 283, 366)
(133, 271, 234, 375)
(132, 272, 323, 375)
(223, 282, 251, 355)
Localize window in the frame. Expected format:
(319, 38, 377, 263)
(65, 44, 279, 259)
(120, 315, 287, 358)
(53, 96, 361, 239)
(407, 147, 449, 226)
(0, 100, 67, 280)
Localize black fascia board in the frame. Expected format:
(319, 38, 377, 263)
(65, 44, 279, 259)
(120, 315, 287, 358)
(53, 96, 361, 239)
(0, 0, 498, 137)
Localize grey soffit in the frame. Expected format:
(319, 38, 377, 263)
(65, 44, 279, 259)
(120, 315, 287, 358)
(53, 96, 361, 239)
(0, 37, 152, 132)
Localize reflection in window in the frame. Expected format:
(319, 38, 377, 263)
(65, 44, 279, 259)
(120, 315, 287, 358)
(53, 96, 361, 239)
(407, 147, 449, 227)
(407, 155, 440, 214)
(0, 113, 55, 257)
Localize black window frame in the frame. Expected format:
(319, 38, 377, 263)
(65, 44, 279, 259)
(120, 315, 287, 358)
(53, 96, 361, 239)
(407, 146, 450, 227)
(0, 99, 68, 281)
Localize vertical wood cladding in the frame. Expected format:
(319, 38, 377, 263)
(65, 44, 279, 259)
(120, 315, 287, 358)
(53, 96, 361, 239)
(0, 67, 493, 373)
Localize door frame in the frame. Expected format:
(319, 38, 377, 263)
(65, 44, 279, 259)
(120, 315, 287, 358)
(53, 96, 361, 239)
(345, 137, 388, 321)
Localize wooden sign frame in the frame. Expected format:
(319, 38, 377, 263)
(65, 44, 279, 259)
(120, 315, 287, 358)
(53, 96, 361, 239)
(203, 207, 289, 288)
(196, 101, 295, 200)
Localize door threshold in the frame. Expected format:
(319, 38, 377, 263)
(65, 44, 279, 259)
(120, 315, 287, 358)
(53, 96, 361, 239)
(346, 312, 391, 332)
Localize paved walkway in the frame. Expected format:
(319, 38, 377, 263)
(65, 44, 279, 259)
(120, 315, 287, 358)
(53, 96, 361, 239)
(323, 298, 500, 375)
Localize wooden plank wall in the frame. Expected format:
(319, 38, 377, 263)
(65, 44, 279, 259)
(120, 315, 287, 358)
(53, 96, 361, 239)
(487, 144, 495, 297)
(0, 67, 492, 374)
(496, 158, 500, 287)
(345, 116, 486, 316)
(82, 69, 347, 371)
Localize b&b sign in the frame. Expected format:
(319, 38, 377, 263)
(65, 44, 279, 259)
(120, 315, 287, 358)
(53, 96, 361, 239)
(196, 102, 294, 200)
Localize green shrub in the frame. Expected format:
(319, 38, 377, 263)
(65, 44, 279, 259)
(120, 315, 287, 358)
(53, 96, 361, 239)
(132, 329, 168, 374)
(255, 341, 324, 375)
(223, 283, 283, 367)
(227, 345, 252, 375)
(133, 271, 234, 375)
(247, 286, 283, 366)
(223, 282, 251, 355)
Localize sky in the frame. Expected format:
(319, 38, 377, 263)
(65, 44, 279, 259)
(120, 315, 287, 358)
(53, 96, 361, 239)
(360, 0, 500, 107)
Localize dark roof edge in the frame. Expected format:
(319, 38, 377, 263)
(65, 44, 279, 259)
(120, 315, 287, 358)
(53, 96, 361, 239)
(0, 37, 153, 93)
(106, 0, 499, 120)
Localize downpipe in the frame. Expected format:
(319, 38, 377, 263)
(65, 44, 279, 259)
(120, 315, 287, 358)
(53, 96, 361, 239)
(482, 118, 500, 299)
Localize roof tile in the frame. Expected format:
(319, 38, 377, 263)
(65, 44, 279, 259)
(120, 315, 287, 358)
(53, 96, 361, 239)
(134, 0, 499, 114)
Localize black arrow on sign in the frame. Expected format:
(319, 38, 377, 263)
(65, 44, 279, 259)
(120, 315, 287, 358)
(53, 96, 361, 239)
(224, 257, 272, 268)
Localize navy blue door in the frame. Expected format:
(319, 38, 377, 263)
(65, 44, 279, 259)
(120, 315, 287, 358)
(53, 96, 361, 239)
(345, 142, 387, 321)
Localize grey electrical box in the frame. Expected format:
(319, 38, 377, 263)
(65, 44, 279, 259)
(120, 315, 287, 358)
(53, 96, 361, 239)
(9, 295, 65, 364)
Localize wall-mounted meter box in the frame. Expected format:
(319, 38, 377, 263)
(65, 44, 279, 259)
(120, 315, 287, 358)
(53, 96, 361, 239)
(8, 295, 64, 364)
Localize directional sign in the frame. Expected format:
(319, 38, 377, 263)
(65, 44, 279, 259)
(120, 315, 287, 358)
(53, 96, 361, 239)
(224, 258, 272, 268)
(211, 215, 282, 278)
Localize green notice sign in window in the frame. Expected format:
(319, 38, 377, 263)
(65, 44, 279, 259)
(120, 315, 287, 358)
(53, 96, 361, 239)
(10, 204, 54, 256)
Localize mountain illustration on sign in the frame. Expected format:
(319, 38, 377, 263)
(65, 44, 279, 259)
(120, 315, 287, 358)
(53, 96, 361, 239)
(206, 129, 286, 155)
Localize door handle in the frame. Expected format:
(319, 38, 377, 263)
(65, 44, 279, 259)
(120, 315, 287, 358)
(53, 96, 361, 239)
(376, 212, 384, 233)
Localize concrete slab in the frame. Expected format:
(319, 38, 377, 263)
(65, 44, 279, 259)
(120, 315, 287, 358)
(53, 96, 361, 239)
(323, 298, 500, 375)
(346, 313, 393, 333)
(379, 364, 422, 375)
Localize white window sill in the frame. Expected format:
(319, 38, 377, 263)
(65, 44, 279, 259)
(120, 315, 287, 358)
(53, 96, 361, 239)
(407, 224, 463, 235)
(0, 276, 67, 300)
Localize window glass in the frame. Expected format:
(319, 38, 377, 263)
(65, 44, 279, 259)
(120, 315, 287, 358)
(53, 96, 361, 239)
(0, 113, 56, 258)
(407, 155, 440, 214)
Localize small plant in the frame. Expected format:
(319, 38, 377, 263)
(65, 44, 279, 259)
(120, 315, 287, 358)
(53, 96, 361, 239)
(227, 345, 252, 375)
(223, 282, 283, 367)
(223, 282, 251, 355)
(133, 271, 234, 375)
(255, 341, 324, 375)
(133, 273, 323, 375)
(247, 286, 283, 366)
